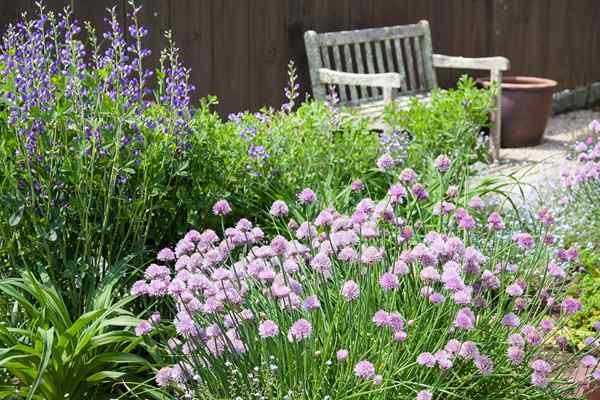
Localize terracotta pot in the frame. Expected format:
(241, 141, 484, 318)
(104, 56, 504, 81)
(478, 76, 558, 148)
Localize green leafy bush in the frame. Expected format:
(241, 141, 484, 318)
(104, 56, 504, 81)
(382, 76, 494, 171)
(0, 271, 156, 399)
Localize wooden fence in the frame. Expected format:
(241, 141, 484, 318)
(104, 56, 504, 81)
(2, 0, 600, 116)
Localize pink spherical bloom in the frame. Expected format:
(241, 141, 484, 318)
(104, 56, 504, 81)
(259, 320, 279, 338)
(487, 212, 505, 230)
(508, 333, 525, 348)
(512, 232, 534, 250)
(453, 288, 472, 305)
(130, 280, 149, 296)
(351, 179, 365, 192)
(561, 297, 582, 315)
(446, 185, 459, 198)
(411, 184, 429, 200)
(539, 319, 555, 333)
(373, 374, 383, 385)
(150, 312, 161, 325)
(454, 307, 475, 331)
(341, 280, 360, 301)
(287, 318, 312, 342)
(536, 208, 555, 225)
(468, 196, 485, 210)
(581, 355, 598, 368)
(377, 153, 395, 171)
(416, 352, 436, 368)
(135, 320, 152, 336)
(212, 199, 232, 216)
(394, 330, 408, 342)
(302, 295, 321, 311)
(429, 292, 445, 304)
(372, 310, 390, 327)
(155, 367, 174, 387)
(360, 246, 384, 265)
(354, 360, 376, 379)
(435, 350, 453, 369)
(434, 154, 451, 172)
(502, 313, 520, 328)
(399, 168, 417, 183)
(530, 359, 552, 375)
(531, 372, 549, 388)
(270, 200, 289, 217)
(310, 253, 332, 275)
(459, 341, 479, 360)
(336, 349, 349, 361)
(445, 339, 462, 354)
(416, 390, 433, 400)
(594, 321, 600, 331)
(388, 184, 408, 204)
(506, 283, 524, 297)
(157, 247, 176, 261)
(393, 260, 410, 275)
(297, 188, 317, 204)
(474, 354, 494, 375)
(338, 246, 357, 262)
(507, 346, 525, 365)
(420, 266, 441, 282)
(379, 272, 399, 291)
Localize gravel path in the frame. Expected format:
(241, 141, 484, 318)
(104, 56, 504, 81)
(474, 108, 600, 206)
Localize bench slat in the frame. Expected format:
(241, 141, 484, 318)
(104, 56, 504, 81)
(354, 42, 367, 98)
(403, 37, 417, 91)
(393, 38, 407, 92)
(332, 45, 347, 102)
(318, 24, 426, 46)
(343, 43, 359, 100)
(364, 42, 380, 97)
(413, 35, 425, 91)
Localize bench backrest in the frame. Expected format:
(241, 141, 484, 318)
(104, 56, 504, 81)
(304, 20, 437, 106)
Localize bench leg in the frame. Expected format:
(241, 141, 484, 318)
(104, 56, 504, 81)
(490, 69, 502, 161)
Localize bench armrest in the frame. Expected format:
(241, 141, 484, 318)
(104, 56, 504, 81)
(318, 68, 403, 88)
(432, 54, 510, 71)
(318, 68, 403, 102)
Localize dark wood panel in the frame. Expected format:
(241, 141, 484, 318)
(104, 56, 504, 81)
(249, 0, 289, 111)
(171, 0, 213, 101)
(3, 0, 600, 114)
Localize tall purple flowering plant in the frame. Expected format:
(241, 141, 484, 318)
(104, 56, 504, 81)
(0, 2, 196, 312)
(133, 157, 599, 399)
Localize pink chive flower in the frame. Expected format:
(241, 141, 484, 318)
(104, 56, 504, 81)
(341, 280, 360, 301)
(287, 318, 312, 342)
(416, 390, 433, 400)
(212, 199, 232, 216)
(454, 307, 476, 330)
(581, 355, 598, 368)
(372, 310, 390, 327)
(506, 283, 524, 297)
(270, 200, 289, 217)
(507, 346, 525, 365)
(377, 153, 395, 171)
(157, 247, 176, 261)
(336, 349, 349, 361)
(468, 196, 485, 210)
(297, 188, 317, 204)
(416, 352, 436, 368)
(399, 168, 417, 183)
(351, 179, 364, 192)
(135, 320, 152, 336)
(561, 297, 582, 315)
(354, 360, 375, 379)
(259, 320, 280, 338)
(502, 313, 520, 328)
(379, 272, 399, 291)
(373, 374, 383, 385)
(434, 154, 451, 172)
(487, 211, 505, 229)
(155, 367, 174, 387)
(512, 232, 534, 250)
(302, 295, 321, 311)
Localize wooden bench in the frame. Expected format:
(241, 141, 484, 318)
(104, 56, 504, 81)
(304, 21, 510, 160)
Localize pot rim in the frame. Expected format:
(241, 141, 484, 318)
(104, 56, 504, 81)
(479, 76, 558, 91)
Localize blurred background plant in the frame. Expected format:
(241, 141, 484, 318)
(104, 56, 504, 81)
(383, 76, 494, 171)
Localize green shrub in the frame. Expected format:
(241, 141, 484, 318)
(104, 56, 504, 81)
(382, 76, 494, 171)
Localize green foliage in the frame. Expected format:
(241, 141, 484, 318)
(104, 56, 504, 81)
(0, 271, 156, 400)
(382, 76, 494, 171)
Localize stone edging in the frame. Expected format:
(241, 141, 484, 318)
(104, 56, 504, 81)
(553, 81, 600, 114)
